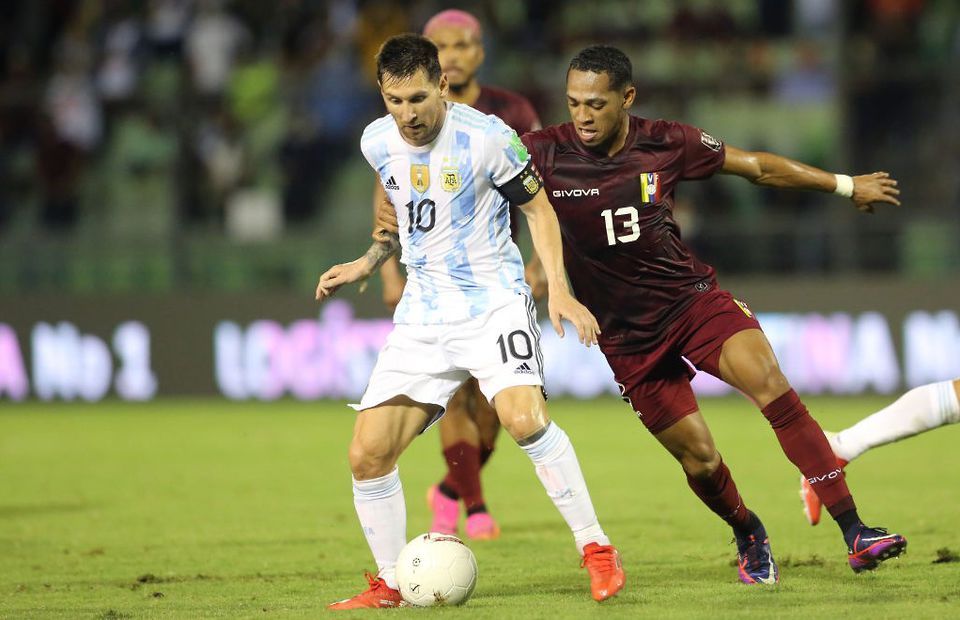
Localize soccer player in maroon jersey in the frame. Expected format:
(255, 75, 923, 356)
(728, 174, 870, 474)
(375, 9, 544, 541)
(377, 45, 907, 583)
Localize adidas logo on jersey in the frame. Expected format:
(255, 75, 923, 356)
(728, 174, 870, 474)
(384, 175, 399, 190)
(514, 362, 534, 375)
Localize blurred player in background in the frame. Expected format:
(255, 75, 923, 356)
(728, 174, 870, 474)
(377, 44, 906, 585)
(323, 34, 624, 609)
(801, 378, 960, 525)
(375, 9, 544, 541)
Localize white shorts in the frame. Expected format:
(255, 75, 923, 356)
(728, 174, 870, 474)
(350, 294, 544, 425)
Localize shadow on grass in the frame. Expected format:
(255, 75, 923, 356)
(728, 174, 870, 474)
(0, 502, 90, 518)
(125, 569, 333, 590)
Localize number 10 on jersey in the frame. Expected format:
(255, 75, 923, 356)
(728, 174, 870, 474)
(601, 207, 640, 246)
(406, 199, 436, 233)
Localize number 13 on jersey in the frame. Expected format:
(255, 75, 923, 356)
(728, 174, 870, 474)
(601, 206, 640, 246)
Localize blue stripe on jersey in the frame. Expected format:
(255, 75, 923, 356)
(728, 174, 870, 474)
(493, 200, 525, 291)
(371, 140, 391, 178)
(406, 150, 440, 322)
(450, 110, 488, 131)
(453, 104, 492, 126)
(444, 130, 488, 317)
(499, 131, 525, 168)
(407, 150, 431, 243)
(486, 189, 503, 249)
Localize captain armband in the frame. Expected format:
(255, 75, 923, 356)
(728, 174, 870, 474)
(497, 160, 543, 205)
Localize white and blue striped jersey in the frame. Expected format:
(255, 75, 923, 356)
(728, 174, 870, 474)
(360, 102, 531, 325)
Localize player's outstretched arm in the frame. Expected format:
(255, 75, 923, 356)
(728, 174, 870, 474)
(316, 233, 401, 302)
(371, 181, 406, 309)
(523, 250, 548, 302)
(721, 146, 901, 214)
(518, 188, 600, 346)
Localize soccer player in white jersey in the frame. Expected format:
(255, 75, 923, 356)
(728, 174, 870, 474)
(317, 34, 625, 609)
(801, 378, 960, 525)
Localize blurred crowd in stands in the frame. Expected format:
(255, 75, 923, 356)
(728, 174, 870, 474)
(0, 0, 957, 291)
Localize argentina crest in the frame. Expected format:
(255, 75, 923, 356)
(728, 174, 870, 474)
(441, 165, 461, 192)
(410, 164, 430, 193)
(522, 170, 540, 195)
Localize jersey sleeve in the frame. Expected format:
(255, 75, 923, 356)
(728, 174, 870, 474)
(485, 117, 542, 205)
(485, 117, 531, 185)
(359, 118, 391, 174)
(677, 122, 726, 180)
(519, 132, 540, 167)
(359, 136, 375, 170)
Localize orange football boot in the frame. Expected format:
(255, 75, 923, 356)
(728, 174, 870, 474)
(581, 542, 625, 602)
(328, 571, 404, 610)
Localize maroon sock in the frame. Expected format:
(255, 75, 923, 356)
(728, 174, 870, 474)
(686, 459, 754, 535)
(441, 442, 485, 512)
(762, 390, 856, 518)
(479, 446, 494, 468)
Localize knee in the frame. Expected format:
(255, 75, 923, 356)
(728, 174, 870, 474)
(679, 443, 721, 480)
(498, 403, 546, 441)
(500, 409, 544, 441)
(492, 388, 548, 441)
(348, 434, 400, 480)
(750, 366, 792, 406)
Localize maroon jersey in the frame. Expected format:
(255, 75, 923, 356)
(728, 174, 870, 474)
(522, 116, 726, 353)
(472, 85, 541, 241)
(474, 85, 541, 136)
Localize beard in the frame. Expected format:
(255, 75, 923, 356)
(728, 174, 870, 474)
(447, 80, 469, 95)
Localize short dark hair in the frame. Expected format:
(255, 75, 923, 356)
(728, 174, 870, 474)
(376, 34, 442, 85)
(568, 45, 633, 91)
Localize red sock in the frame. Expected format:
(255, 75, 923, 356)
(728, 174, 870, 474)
(479, 446, 494, 467)
(686, 459, 754, 535)
(762, 390, 856, 517)
(441, 442, 485, 512)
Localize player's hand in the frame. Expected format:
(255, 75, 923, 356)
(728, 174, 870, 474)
(852, 172, 901, 214)
(315, 259, 372, 302)
(524, 261, 548, 302)
(373, 197, 400, 242)
(547, 289, 601, 347)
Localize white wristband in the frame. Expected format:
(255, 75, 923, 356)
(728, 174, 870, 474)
(834, 174, 854, 198)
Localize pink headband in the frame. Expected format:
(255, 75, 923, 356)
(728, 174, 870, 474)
(423, 9, 482, 39)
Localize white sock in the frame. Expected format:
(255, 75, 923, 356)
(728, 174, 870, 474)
(353, 467, 405, 590)
(832, 381, 960, 462)
(521, 423, 610, 554)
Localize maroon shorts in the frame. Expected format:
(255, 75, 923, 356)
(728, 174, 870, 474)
(604, 288, 762, 435)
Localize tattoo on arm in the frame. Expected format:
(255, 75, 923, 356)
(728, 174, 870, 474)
(362, 232, 401, 271)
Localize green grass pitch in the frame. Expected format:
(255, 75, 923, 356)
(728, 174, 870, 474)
(2, 396, 959, 618)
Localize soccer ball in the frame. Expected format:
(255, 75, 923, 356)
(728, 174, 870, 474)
(395, 532, 478, 607)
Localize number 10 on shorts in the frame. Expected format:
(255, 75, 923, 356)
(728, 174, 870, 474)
(496, 330, 533, 363)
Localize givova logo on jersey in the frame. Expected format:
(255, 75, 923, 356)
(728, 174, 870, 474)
(639, 172, 660, 204)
